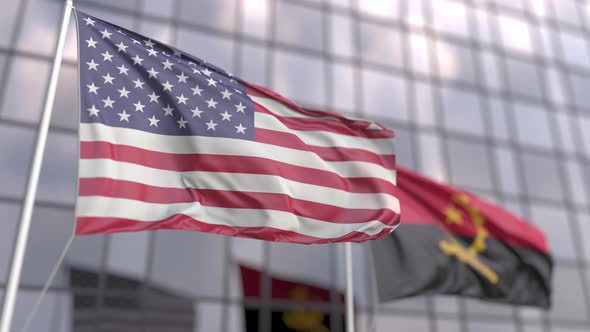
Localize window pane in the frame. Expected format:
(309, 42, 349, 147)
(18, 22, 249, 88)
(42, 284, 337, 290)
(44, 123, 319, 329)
(276, 2, 323, 51)
(530, 204, 576, 261)
(241, 0, 270, 39)
(269, 242, 333, 291)
(565, 160, 590, 207)
(418, 133, 446, 182)
(141, 0, 175, 18)
(414, 81, 436, 127)
(391, 126, 416, 168)
(0, 0, 19, 48)
(0, 203, 19, 283)
(0, 125, 34, 198)
(239, 43, 267, 86)
(436, 40, 476, 84)
(550, 265, 588, 321)
(375, 315, 430, 330)
(441, 86, 484, 136)
(554, 112, 577, 153)
(330, 62, 356, 113)
(579, 116, 590, 156)
(179, 0, 236, 32)
(359, 22, 403, 68)
(447, 138, 493, 190)
(361, 69, 407, 122)
(494, 146, 521, 195)
(176, 29, 235, 72)
(480, 50, 502, 92)
(330, 13, 354, 58)
(559, 31, 590, 68)
(357, 0, 399, 19)
(16, 0, 61, 56)
(1, 57, 51, 123)
(150, 232, 226, 297)
(506, 57, 542, 99)
(22, 207, 74, 286)
(488, 97, 510, 141)
(513, 102, 554, 149)
(577, 213, 590, 263)
(406, 0, 426, 28)
(467, 320, 516, 332)
(38, 132, 78, 204)
(497, 14, 534, 55)
(568, 73, 590, 111)
(409, 32, 432, 75)
(545, 67, 567, 105)
(272, 51, 326, 107)
(431, 0, 469, 38)
(521, 152, 565, 202)
(52, 65, 78, 129)
(106, 232, 150, 279)
(554, 0, 583, 27)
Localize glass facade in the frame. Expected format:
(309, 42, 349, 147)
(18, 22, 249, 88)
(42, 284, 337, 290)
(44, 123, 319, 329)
(1, 0, 589, 331)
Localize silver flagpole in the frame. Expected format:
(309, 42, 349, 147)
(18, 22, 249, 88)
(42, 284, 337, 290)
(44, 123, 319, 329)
(0, 1, 74, 331)
(345, 242, 356, 332)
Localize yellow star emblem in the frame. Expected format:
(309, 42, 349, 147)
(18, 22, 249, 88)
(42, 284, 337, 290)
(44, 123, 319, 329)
(445, 206, 463, 225)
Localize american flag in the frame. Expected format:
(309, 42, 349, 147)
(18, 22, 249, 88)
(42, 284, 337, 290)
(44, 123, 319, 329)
(74, 10, 400, 244)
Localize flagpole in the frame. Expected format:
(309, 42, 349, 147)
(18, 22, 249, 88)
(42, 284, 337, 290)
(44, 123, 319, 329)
(345, 242, 355, 332)
(0, 1, 73, 331)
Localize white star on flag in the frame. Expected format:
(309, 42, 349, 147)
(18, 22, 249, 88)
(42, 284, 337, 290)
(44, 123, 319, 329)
(117, 110, 131, 122)
(205, 120, 218, 131)
(148, 115, 160, 127)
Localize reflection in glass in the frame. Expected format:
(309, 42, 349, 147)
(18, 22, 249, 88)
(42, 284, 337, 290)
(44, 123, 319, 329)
(431, 0, 469, 38)
(441, 86, 484, 135)
(272, 51, 326, 106)
(530, 205, 576, 261)
(512, 102, 554, 149)
(276, 2, 323, 51)
(359, 21, 403, 68)
(505, 57, 542, 99)
(361, 69, 407, 122)
(1, 58, 51, 123)
(447, 138, 493, 190)
(497, 14, 534, 55)
(559, 31, 590, 68)
(179, 0, 236, 32)
(521, 152, 565, 202)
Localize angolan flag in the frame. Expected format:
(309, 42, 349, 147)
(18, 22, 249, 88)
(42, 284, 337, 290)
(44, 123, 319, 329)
(371, 167, 552, 308)
(73, 10, 400, 244)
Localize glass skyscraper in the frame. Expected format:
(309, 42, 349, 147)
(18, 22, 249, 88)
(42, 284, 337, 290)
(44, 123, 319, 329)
(1, 0, 589, 331)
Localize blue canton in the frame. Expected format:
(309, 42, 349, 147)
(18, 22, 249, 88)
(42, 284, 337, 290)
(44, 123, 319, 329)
(77, 10, 255, 140)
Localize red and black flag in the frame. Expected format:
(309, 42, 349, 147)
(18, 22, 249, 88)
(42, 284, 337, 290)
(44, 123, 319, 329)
(240, 265, 345, 331)
(371, 166, 552, 308)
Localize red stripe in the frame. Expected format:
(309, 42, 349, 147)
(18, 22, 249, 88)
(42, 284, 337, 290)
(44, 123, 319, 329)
(244, 83, 395, 138)
(80, 141, 397, 195)
(254, 102, 395, 139)
(79, 178, 400, 225)
(76, 215, 396, 244)
(255, 128, 395, 169)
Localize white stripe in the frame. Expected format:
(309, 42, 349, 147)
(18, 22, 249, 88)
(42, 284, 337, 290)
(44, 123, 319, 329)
(252, 96, 395, 155)
(77, 196, 393, 238)
(255, 112, 395, 155)
(80, 123, 396, 183)
(79, 158, 401, 212)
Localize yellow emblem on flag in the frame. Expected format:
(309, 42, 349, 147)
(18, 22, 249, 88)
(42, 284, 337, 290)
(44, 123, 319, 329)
(282, 286, 330, 332)
(439, 194, 499, 284)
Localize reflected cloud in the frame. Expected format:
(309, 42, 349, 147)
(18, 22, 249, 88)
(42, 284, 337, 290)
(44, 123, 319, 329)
(357, 0, 398, 18)
(498, 15, 533, 54)
(435, 42, 457, 80)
